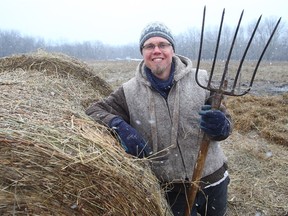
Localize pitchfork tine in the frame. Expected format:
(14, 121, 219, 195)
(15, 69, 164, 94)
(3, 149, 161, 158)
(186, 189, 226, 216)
(238, 17, 282, 96)
(231, 14, 262, 94)
(195, 7, 205, 89)
(221, 10, 244, 92)
(209, 8, 225, 88)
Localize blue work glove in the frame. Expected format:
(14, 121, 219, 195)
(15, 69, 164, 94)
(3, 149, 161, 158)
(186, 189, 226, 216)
(109, 117, 152, 158)
(199, 105, 230, 140)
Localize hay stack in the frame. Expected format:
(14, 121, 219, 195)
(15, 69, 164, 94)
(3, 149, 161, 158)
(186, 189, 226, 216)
(0, 51, 171, 215)
(227, 94, 288, 146)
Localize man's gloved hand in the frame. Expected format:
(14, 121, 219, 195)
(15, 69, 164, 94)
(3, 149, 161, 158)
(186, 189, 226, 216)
(199, 105, 230, 140)
(109, 117, 152, 158)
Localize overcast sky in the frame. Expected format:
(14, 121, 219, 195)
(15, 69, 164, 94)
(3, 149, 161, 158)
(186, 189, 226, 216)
(0, 0, 286, 45)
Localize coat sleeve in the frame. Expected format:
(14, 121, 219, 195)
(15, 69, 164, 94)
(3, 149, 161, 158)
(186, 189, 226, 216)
(85, 85, 130, 126)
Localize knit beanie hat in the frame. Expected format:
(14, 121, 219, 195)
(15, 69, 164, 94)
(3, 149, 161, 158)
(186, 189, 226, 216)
(139, 22, 175, 54)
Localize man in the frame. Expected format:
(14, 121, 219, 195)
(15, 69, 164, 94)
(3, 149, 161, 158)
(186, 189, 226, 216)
(86, 22, 232, 216)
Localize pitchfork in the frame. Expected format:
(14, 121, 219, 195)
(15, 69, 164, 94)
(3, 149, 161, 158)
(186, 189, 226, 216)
(184, 6, 281, 216)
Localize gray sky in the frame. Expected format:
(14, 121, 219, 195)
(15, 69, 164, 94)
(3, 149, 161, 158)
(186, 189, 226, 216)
(0, 0, 286, 45)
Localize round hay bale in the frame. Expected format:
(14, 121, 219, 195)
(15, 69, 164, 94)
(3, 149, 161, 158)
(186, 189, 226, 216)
(0, 53, 171, 215)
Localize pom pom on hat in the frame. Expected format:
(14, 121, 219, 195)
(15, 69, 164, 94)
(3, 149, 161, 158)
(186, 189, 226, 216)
(139, 22, 175, 54)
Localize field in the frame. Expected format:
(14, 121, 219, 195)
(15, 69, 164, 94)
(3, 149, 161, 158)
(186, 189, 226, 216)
(88, 59, 288, 216)
(0, 52, 286, 215)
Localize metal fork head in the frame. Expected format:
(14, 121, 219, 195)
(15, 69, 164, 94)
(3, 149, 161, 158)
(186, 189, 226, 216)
(195, 6, 281, 100)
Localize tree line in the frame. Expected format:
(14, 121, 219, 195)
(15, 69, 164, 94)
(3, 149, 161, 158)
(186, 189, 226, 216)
(0, 17, 287, 61)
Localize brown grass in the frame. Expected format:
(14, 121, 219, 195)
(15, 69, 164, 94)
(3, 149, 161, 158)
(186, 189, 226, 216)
(223, 131, 288, 216)
(89, 60, 139, 89)
(227, 93, 288, 146)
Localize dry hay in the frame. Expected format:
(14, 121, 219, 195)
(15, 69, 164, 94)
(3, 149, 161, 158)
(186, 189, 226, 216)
(227, 93, 288, 146)
(0, 50, 113, 97)
(222, 131, 288, 216)
(0, 52, 171, 215)
(223, 93, 288, 215)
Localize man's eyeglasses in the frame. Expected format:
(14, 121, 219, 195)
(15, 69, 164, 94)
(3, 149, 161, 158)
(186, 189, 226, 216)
(142, 42, 172, 51)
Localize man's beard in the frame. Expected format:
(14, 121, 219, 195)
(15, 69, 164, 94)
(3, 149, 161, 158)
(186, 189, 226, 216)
(151, 64, 166, 76)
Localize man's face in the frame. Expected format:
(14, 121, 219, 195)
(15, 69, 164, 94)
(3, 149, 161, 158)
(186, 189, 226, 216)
(142, 37, 174, 80)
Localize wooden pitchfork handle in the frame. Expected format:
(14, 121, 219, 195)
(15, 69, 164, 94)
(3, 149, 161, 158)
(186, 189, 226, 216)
(184, 93, 222, 216)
